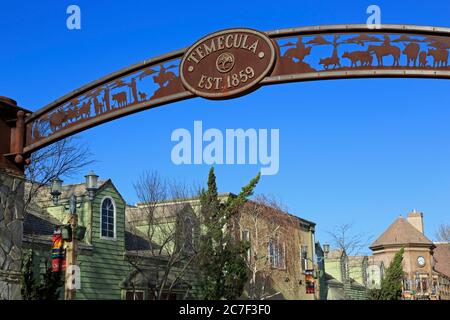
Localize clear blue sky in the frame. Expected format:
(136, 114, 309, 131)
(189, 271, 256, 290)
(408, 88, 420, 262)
(1, 0, 449, 249)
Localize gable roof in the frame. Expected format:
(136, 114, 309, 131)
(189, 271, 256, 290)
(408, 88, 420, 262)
(95, 179, 127, 205)
(370, 216, 433, 250)
(27, 179, 126, 206)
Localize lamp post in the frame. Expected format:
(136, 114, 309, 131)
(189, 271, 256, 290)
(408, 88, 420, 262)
(50, 171, 98, 300)
(323, 244, 330, 258)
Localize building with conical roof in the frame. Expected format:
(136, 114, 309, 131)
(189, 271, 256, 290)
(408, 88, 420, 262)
(369, 210, 450, 300)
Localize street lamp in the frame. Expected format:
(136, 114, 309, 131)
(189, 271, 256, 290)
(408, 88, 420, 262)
(49, 171, 99, 300)
(85, 171, 99, 201)
(323, 244, 330, 258)
(50, 177, 63, 205)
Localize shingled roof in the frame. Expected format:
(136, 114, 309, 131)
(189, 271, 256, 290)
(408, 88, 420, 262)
(370, 216, 433, 250)
(433, 243, 450, 278)
(24, 211, 60, 236)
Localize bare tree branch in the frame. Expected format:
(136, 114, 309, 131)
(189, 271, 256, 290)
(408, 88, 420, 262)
(435, 223, 450, 242)
(127, 170, 198, 300)
(24, 136, 95, 215)
(239, 194, 298, 299)
(327, 223, 373, 283)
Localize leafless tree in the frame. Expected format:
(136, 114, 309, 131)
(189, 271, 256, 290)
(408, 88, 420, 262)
(238, 194, 299, 300)
(327, 223, 372, 282)
(435, 223, 450, 242)
(24, 136, 95, 215)
(126, 170, 199, 300)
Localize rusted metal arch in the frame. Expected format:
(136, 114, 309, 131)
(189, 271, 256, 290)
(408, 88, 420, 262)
(19, 24, 450, 156)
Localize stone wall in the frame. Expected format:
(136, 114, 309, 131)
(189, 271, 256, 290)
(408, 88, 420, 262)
(0, 171, 24, 300)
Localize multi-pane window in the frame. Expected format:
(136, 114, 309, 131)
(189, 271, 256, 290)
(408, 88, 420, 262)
(300, 245, 308, 272)
(181, 216, 195, 253)
(241, 230, 251, 261)
(268, 237, 285, 269)
(125, 290, 144, 300)
(241, 230, 250, 241)
(101, 198, 115, 238)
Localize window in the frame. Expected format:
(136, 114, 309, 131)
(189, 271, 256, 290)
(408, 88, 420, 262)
(268, 237, 285, 269)
(180, 216, 195, 253)
(125, 290, 144, 300)
(101, 198, 115, 239)
(241, 229, 250, 241)
(300, 245, 308, 272)
(241, 229, 251, 261)
(403, 278, 411, 291)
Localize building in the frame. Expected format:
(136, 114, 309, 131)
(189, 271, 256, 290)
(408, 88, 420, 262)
(24, 178, 198, 300)
(237, 199, 317, 300)
(321, 249, 368, 300)
(127, 194, 318, 300)
(369, 210, 450, 300)
(24, 178, 318, 300)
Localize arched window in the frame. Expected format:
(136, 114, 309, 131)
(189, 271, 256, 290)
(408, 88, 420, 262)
(101, 198, 115, 239)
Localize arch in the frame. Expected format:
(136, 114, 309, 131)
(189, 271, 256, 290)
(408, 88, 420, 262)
(1, 24, 449, 169)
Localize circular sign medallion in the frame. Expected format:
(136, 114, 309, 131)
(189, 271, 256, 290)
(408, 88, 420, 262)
(180, 28, 276, 99)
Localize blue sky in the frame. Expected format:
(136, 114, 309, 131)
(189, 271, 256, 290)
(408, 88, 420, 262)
(1, 0, 449, 249)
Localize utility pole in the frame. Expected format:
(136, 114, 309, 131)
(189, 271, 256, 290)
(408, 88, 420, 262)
(64, 209, 78, 300)
(50, 172, 97, 300)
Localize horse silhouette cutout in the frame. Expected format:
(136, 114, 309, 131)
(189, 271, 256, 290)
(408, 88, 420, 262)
(283, 37, 312, 62)
(153, 65, 177, 88)
(66, 107, 79, 123)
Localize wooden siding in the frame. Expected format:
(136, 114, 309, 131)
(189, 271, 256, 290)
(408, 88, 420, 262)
(76, 183, 131, 300)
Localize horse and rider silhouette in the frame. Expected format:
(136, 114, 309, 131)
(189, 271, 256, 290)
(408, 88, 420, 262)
(366, 35, 401, 67)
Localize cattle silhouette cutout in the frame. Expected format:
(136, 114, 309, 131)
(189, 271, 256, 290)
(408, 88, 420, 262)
(112, 92, 127, 108)
(427, 48, 449, 67)
(67, 106, 79, 123)
(79, 101, 91, 118)
(48, 108, 68, 132)
(342, 51, 373, 67)
(138, 91, 147, 101)
(319, 56, 341, 70)
(368, 44, 401, 66)
(419, 51, 428, 67)
(93, 96, 103, 115)
(403, 43, 420, 67)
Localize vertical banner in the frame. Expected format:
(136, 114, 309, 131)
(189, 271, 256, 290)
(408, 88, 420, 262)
(305, 270, 315, 294)
(51, 226, 66, 273)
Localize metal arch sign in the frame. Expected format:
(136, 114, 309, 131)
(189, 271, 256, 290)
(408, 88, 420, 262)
(179, 28, 276, 99)
(1, 24, 450, 173)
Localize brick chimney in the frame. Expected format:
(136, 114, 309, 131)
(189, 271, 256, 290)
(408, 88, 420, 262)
(407, 209, 424, 234)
